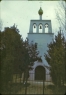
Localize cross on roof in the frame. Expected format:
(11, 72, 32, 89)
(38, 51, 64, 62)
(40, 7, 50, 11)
(40, 1, 42, 7)
(45, 24, 48, 28)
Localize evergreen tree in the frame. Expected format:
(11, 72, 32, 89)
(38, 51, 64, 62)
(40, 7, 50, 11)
(0, 25, 24, 93)
(44, 31, 66, 87)
(0, 25, 42, 94)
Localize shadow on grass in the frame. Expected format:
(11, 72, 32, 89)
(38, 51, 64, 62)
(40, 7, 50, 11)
(47, 84, 66, 94)
(1, 83, 30, 94)
(11, 82, 30, 94)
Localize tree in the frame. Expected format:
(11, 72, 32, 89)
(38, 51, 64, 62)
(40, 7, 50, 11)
(0, 25, 24, 93)
(20, 39, 42, 84)
(56, 0, 66, 33)
(0, 25, 42, 94)
(0, 0, 2, 2)
(20, 39, 42, 94)
(44, 31, 66, 87)
(65, 40, 66, 82)
(0, 19, 3, 31)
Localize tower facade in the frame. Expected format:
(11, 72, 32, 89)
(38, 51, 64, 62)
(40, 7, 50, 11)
(28, 7, 54, 81)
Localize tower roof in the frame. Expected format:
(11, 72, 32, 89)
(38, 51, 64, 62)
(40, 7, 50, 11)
(38, 7, 43, 15)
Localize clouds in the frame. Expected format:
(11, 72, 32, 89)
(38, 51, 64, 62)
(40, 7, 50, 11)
(1, 1, 61, 40)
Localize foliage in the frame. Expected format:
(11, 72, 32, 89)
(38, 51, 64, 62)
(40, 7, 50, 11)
(0, 25, 24, 93)
(65, 41, 66, 81)
(21, 39, 42, 84)
(44, 31, 66, 87)
(0, 25, 42, 94)
(47, 84, 66, 94)
(0, 19, 3, 31)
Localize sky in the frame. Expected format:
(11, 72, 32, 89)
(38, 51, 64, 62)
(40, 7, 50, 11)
(0, 1, 64, 40)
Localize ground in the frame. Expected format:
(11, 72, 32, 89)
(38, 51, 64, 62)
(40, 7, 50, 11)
(1, 75, 66, 94)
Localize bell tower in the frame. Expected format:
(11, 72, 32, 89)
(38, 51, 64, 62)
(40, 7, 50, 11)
(29, 7, 52, 33)
(28, 7, 54, 81)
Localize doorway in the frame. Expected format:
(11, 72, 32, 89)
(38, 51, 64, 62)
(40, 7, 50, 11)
(35, 66, 45, 81)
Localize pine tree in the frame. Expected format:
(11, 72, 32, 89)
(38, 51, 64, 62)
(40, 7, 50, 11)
(0, 25, 42, 94)
(0, 25, 24, 93)
(44, 31, 66, 87)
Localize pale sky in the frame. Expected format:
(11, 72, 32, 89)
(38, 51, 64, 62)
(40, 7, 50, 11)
(1, 1, 64, 40)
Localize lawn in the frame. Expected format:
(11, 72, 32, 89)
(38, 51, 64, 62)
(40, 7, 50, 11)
(1, 75, 66, 94)
(17, 81, 53, 94)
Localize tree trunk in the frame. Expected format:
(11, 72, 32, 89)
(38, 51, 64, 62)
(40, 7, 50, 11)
(25, 69, 28, 95)
(23, 72, 25, 84)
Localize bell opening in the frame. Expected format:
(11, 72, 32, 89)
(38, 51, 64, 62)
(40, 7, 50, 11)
(40, 26, 42, 29)
(34, 26, 36, 28)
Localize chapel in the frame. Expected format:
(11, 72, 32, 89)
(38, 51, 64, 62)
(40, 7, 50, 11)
(28, 7, 54, 81)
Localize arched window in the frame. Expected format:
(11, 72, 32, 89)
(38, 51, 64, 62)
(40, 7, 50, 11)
(39, 24, 43, 33)
(33, 23, 37, 33)
(45, 23, 48, 33)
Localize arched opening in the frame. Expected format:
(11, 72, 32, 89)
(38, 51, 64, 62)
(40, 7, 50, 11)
(35, 66, 45, 80)
(45, 23, 48, 33)
(33, 24, 37, 33)
(39, 24, 43, 33)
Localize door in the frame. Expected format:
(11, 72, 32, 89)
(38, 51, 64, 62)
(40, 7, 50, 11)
(35, 66, 45, 80)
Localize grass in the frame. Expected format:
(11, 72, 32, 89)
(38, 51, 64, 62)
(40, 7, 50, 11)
(47, 84, 66, 94)
(17, 81, 53, 94)
(1, 75, 66, 94)
(17, 81, 66, 94)
(1, 82, 66, 94)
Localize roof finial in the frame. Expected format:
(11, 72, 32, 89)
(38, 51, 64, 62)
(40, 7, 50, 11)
(38, 7, 43, 15)
(38, 2, 43, 20)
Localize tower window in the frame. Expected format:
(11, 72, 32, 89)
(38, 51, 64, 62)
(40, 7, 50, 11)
(39, 24, 43, 33)
(45, 23, 48, 33)
(33, 24, 37, 33)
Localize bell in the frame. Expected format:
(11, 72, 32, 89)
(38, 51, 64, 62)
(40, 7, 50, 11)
(40, 26, 42, 29)
(34, 26, 36, 28)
